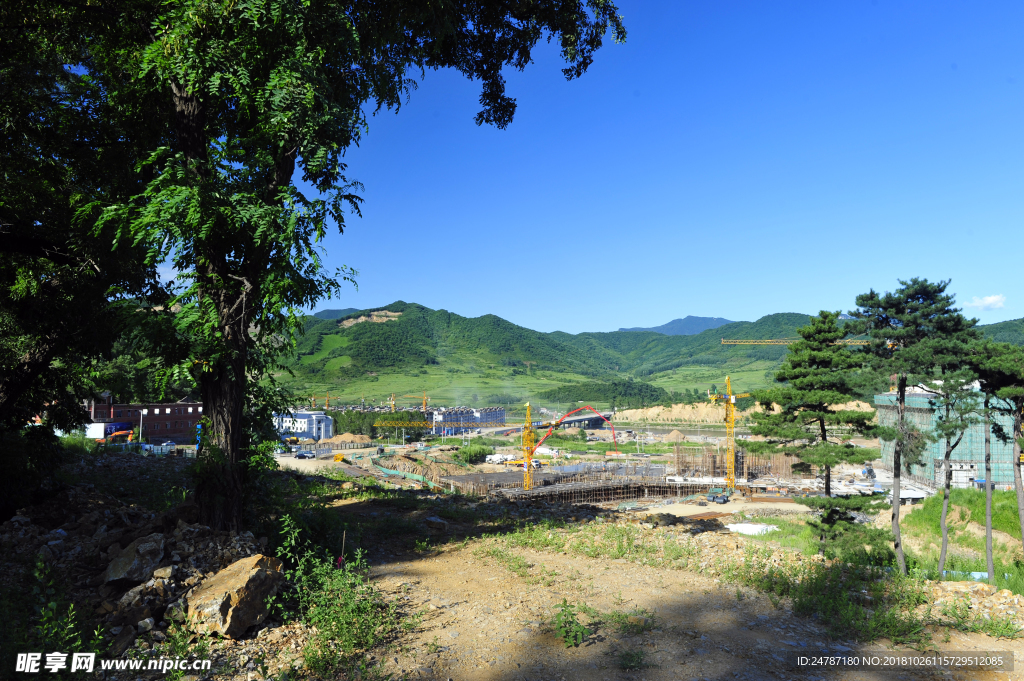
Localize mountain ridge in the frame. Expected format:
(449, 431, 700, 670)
(619, 315, 734, 336)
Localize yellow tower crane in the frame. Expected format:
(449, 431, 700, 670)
(308, 392, 331, 409)
(402, 392, 431, 412)
(720, 338, 868, 346)
(522, 402, 536, 490)
(708, 376, 750, 491)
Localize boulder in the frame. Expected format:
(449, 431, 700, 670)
(187, 555, 283, 638)
(424, 516, 448, 533)
(109, 625, 137, 657)
(103, 533, 165, 583)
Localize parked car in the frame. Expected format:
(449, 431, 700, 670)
(295, 451, 313, 459)
(160, 441, 176, 447)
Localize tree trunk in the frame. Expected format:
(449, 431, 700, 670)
(892, 374, 907, 574)
(985, 396, 994, 584)
(1013, 408, 1024, 565)
(819, 417, 831, 497)
(937, 436, 953, 574)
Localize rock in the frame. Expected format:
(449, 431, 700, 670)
(425, 516, 449, 532)
(153, 565, 175, 580)
(103, 533, 165, 583)
(166, 600, 187, 621)
(137, 617, 155, 633)
(109, 625, 137, 657)
(186, 554, 283, 638)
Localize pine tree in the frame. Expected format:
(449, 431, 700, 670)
(970, 341, 1024, 574)
(852, 278, 979, 574)
(747, 311, 878, 497)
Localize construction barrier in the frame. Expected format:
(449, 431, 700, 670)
(373, 463, 445, 491)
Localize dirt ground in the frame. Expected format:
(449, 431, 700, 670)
(361, 539, 1023, 681)
(657, 498, 812, 518)
(274, 456, 1020, 681)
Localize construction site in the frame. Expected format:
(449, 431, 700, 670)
(352, 384, 900, 508)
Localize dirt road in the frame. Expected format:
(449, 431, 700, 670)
(365, 541, 1021, 681)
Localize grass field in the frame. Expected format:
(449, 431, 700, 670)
(646, 361, 778, 395)
(279, 355, 778, 412)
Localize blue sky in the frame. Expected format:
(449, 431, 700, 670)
(305, 0, 1023, 334)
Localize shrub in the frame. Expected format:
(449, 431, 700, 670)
(273, 515, 399, 675)
(454, 444, 493, 464)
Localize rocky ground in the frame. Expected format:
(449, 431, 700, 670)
(4, 450, 1024, 681)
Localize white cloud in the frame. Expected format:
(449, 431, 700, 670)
(964, 294, 1006, 311)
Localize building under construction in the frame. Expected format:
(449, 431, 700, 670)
(875, 389, 1016, 490)
(440, 451, 818, 506)
(426, 407, 505, 434)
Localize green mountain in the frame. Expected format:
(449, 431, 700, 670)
(280, 301, 1024, 408)
(279, 302, 813, 405)
(313, 308, 361, 320)
(981, 318, 1024, 345)
(619, 315, 734, 335)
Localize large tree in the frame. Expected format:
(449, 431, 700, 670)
(0, 2, 165, 433)
(747, 311, 877, 497)
(851, 278, 978, 574)
(55, 0, 626, 528)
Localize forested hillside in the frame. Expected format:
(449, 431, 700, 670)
(284, 302, 815, 380)
(277, 303, 1024, 405)
(982, 318, 1024, 345)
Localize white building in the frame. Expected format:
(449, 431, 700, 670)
(273, 411, 333, 441)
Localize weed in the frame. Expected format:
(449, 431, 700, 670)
(735, 588, 745, 601)
(272, 515, 400, 675)
(618, 649, 649, 670)
(426, 637, 442, 654)
(605, 608, 656, 635)
(939, 596, 1023, 639)
(162, 617, 210, 681)
(414, 537, 431, 552)
(479, 546, 532, 578)
(402, 608, 427, 633)
(553, 600, 591, 648)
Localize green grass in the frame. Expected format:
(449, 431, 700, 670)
(300, 334, 350, 364)
(604, 608, 657, 635)
(740, 517, 819, 556)
(904, 488, 1022, 540)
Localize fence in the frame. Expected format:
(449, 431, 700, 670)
(298, 442, 374, 452)
(99, 443, 178, 457)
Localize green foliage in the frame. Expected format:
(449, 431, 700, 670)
(0, 427, 70, 520)
(453, 444, 493, 465)
(795, 496, 895, 565)
(903, 488, 1022, 540)
(748, 311, 879, 493)
(0, 558, 108, 675)
(58, 0, 625, 483)
(552, 600, 591, 648)
(332, 410, 379, 437)
(273, 515, 398, 674)
(538, 379, 668, 407)
(939, 595, 1023, 639)
(285, 306, 816, 389)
